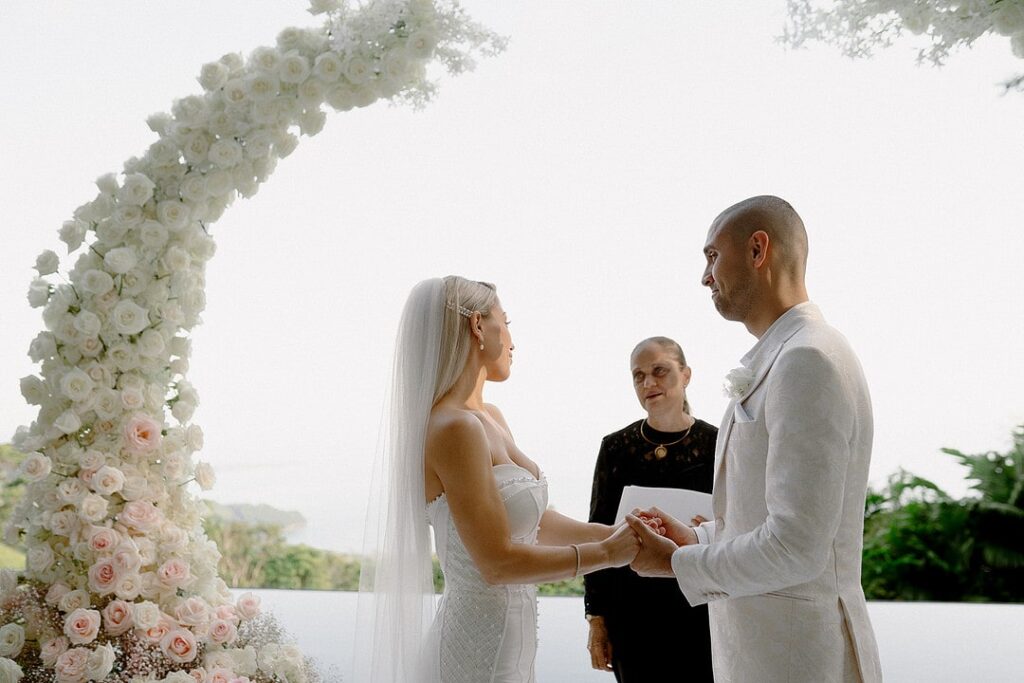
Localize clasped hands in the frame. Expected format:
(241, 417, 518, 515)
(614, 507, 704, 578)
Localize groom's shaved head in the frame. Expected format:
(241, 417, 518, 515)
(715, 195, 808, 277)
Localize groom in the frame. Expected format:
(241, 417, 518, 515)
(626, 196, 882, 682)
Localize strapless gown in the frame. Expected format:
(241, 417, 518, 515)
(424, 463, 548, 683)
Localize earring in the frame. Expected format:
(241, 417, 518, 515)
(479, 342, 485, 350)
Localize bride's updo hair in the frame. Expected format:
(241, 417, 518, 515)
(432, 275, 498, 405)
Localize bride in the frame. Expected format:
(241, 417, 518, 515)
(355, 276, 640, 683)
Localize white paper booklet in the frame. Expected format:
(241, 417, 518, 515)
(614, 485, 713, 525)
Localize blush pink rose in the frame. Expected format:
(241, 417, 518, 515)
(207, 668, 232, 683)
(118, 500, 162, 532)
(189, 668, 206, 683)
(214, 604, 238, 623)
(87, 558, 120, 595)
(87, 526, 120, 554)
(123, 414, 163, 453)
(103, 600, 134, 636)
(157, 558, 191, 589)
(207, 618, 238, 646)
(45, 582, 71, 606)
(235, 592, 261, 620)
(63, 608, 101, 645)
(160, 627, 198, 664)
(175, 596, 210, 626)
(55, 646, 90, 683)
(141, 615, 176, 644)
(40, 636, 69, 667)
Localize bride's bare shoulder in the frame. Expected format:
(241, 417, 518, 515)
(427, 406, 487, 450)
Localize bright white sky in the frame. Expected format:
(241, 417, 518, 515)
(2, 1, 1022, 553)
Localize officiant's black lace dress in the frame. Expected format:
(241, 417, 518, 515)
(585, 418, 716, 682)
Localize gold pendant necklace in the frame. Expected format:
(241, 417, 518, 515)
(639, 419, 693, 460)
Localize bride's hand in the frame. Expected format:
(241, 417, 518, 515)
(601, 522, 641, 568)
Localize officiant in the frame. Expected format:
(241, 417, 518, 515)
(584, 336, 716, 681)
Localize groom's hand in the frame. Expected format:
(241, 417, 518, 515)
(625, 514, 678, 578)
(644, 506, 699, 547)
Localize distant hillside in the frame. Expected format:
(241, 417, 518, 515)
(203, 500, 306, 532)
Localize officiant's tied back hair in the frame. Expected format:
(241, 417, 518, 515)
(433, 276, 497, 404)
(715, 195, 809, 277)
(631, 337, 692, 415)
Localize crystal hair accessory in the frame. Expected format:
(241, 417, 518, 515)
(445, 301, 474, 318)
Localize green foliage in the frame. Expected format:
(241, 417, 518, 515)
(537, 576, 584, 596)
(863, 426, 1024, 602)
(0, 445, 27, 569)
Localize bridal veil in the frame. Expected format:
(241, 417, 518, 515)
(354, 278, 444, 682)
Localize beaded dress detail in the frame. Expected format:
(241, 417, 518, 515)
(424, 463, 548, 683)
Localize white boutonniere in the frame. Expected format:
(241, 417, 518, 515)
(723, 367, 755, 399)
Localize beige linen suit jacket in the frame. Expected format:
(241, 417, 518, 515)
(672, 302, 882, 682)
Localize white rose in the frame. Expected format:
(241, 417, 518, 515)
(132, 601, 161, 630)
(156, 199, 190, 231)
(187, 232, 217, 262)
(95, 173, 119, 194)
(60, 368, 95, 402)
(298, 77, 326, 106)
(314, 52, 343, 82)
(251, 46, 281, 72)
(274, 132, 300, 158)
(0, 657, 22, 682)
(91, 389, 120, 421)
(247, 73, 280, 102)
(162, 245, 193, 274)
(120, 385, 145, 411)
(27, 278, 51, 308)
(138, 220, 168, 250)
(172, 94, 209, 126)
(63, 608, 102, 646)
(209, 139, 244, 168)
(20, 452, 52, 482)
(146, 112, 172, 135)
(54, 410, 82, 435)
(1013, 33, 1024, 60)
(78, 494, 109, 523)
(113, 204, 144, 228)
(86, 643, 115, 680)
(27, 543, 55, 573)
(80, 269, 114, 295)
(0, 570, 17, 594)
(299, 109, 327, 137)
(94, 217, 129, 245)
(108, 340, 140, 370)
(91, 466, 126, 496)
(112, 300, 150, 335)
(994, 2, 1024, 36)
(343, 55, 371, 85)
(35, 250, 59, 276)
(137, 329, 166, 358)
(172, 399, 196, 424)
(59, 219, 89, 252)
(0, 624, 24, 659)
(49, 510, 81, 538)
(103, 246, 137, 274)
(19, 375, 47, 405)
(118, 173, 156, 206)
(72, 311, 101, 337)
(279, 51, 311, 84)
(186, 424, 205, 451)
(114, 573, 142, 601)
(28, 332, 57, 362)
(179, 174, 208, 203)
(162, 451, 188, 481)
(59, 589, 91, 613)
(199, 60, 230, 90)
(406, 29, 439, 59)
(163, 672, 194, 683)
(232, 645, 259, 675)
(308, 0, 341, 15)
(223, 77, 249, 107)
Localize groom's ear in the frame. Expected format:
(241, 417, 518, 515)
(749, 230, 770, 268)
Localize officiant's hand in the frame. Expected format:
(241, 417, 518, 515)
(625, 513, 679, 577)
(641, 506, 699, 547)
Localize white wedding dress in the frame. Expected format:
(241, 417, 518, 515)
(423, 463, 548, 683)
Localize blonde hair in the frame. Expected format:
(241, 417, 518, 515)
(432, 276, 498, 405)
(631, 336, 692, 415)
